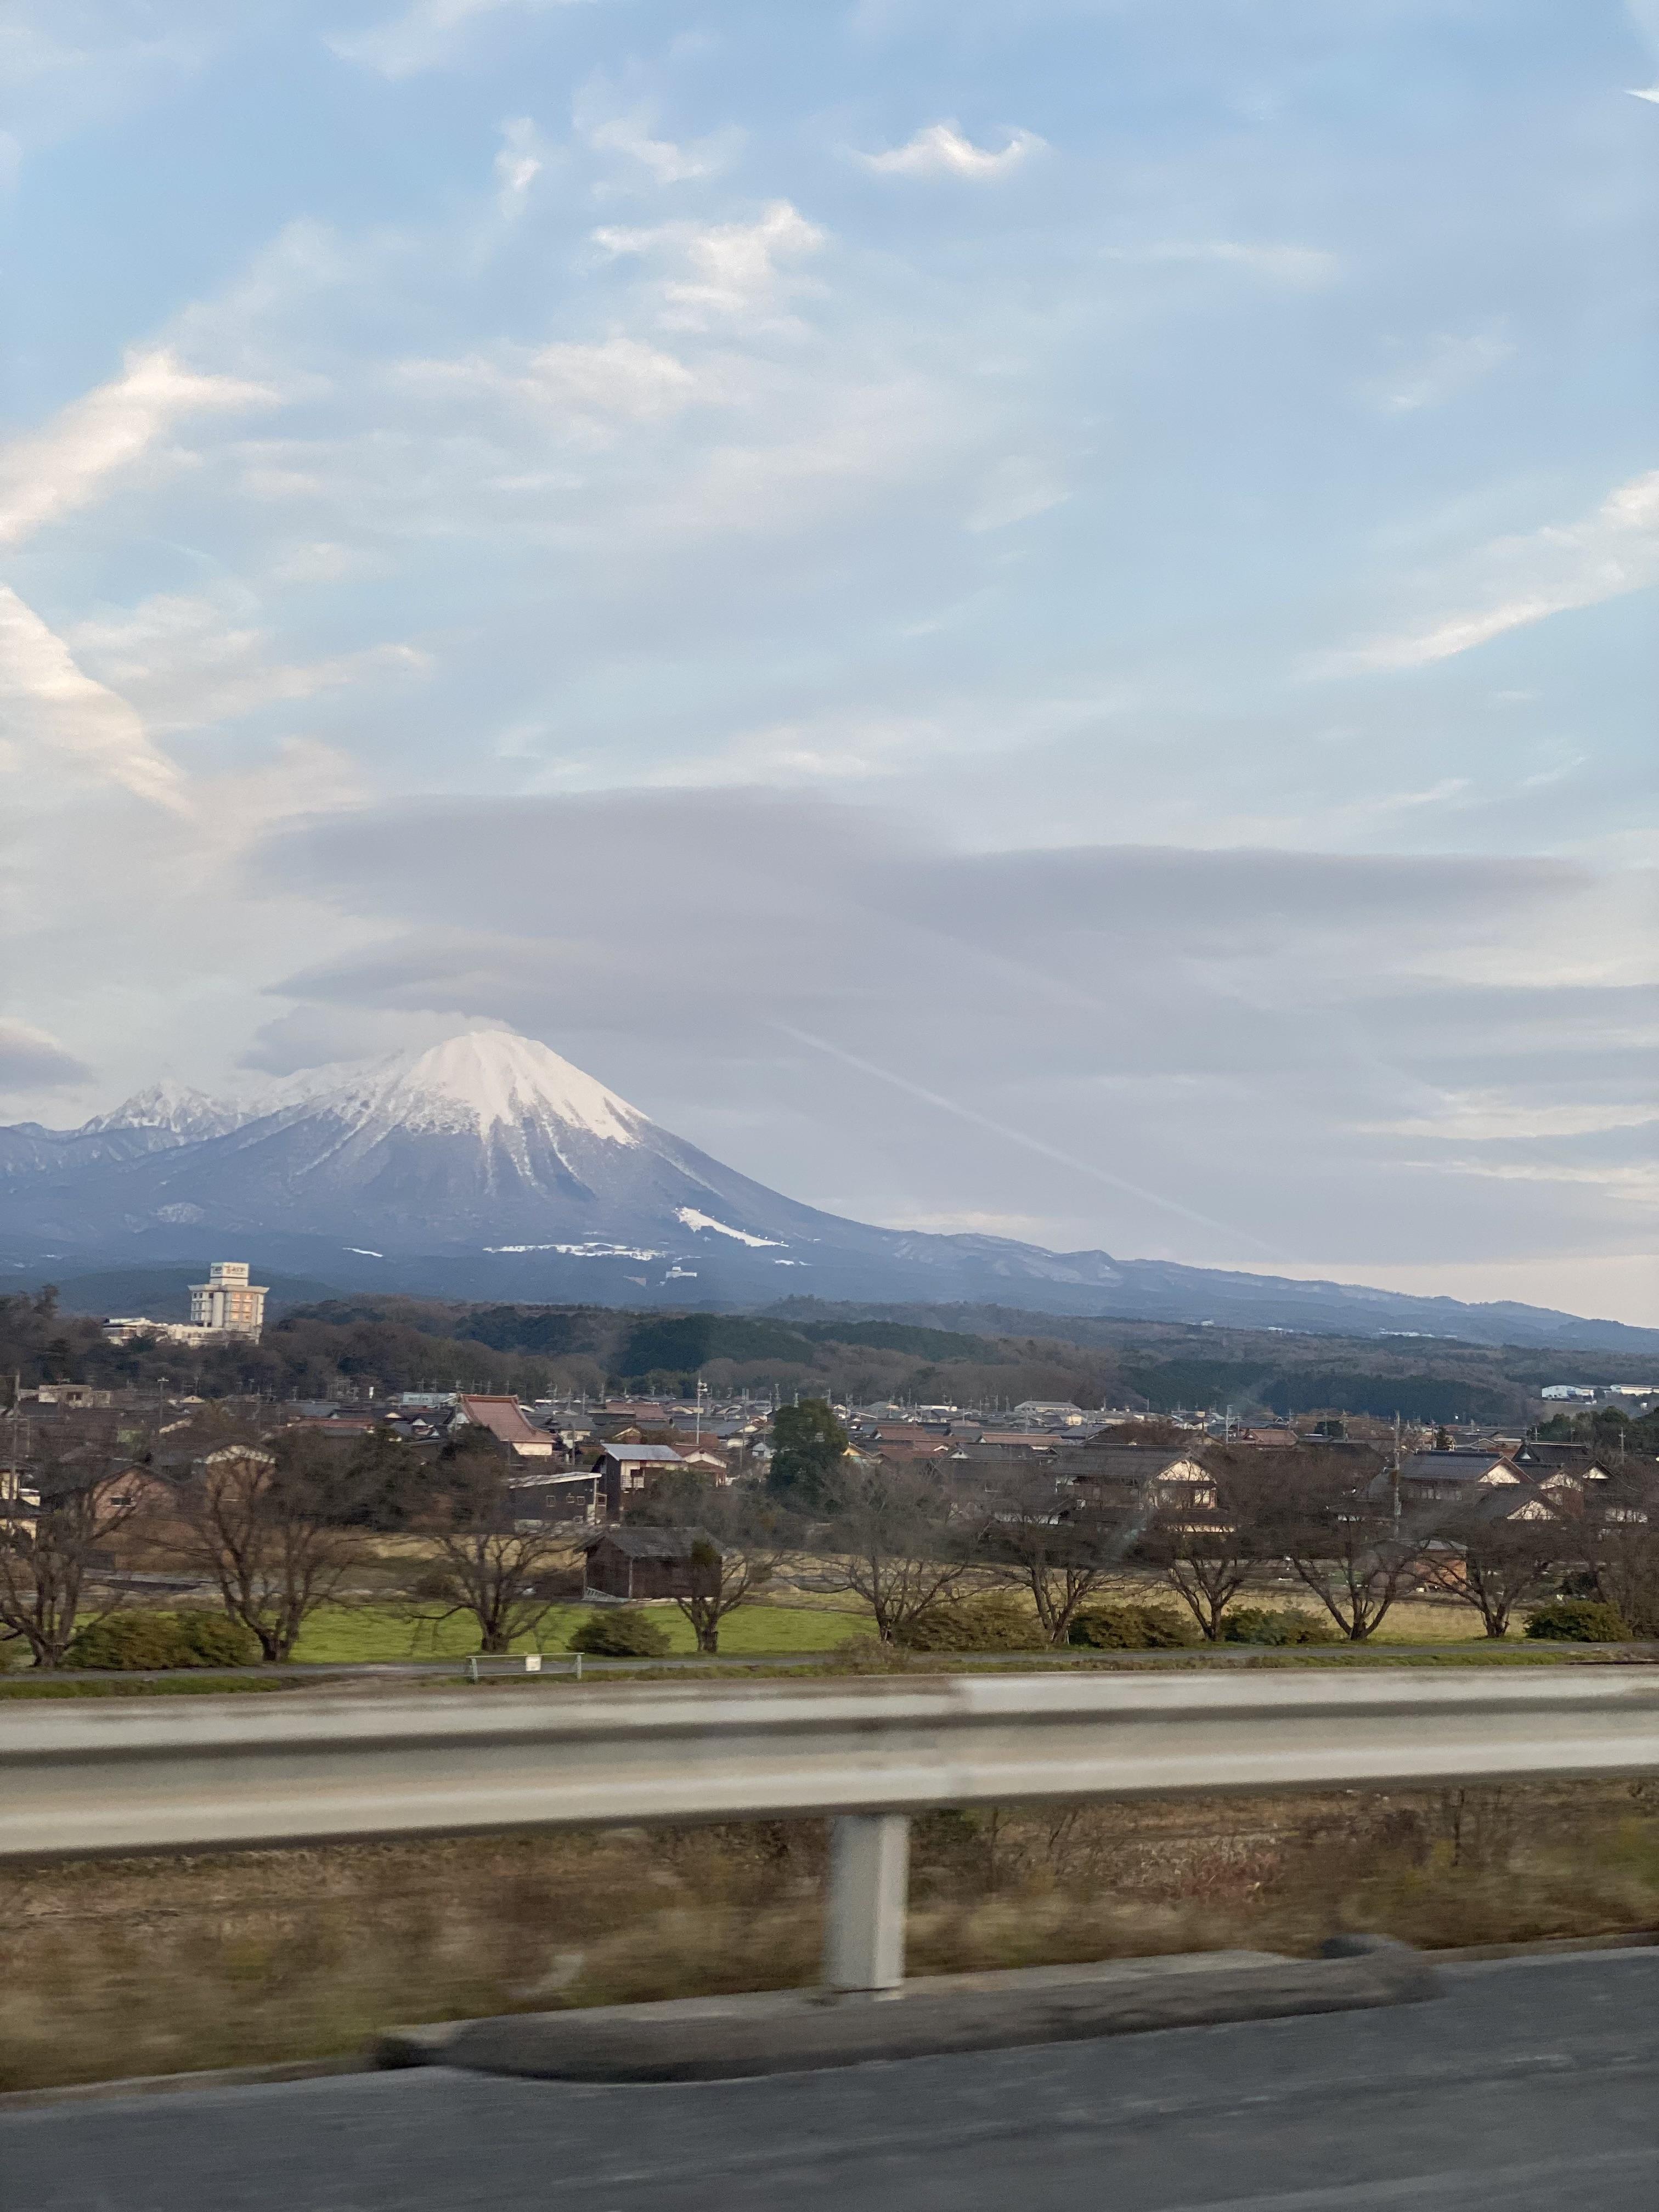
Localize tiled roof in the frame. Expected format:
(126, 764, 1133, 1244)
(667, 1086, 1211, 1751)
(458, 1396, 545, 1448)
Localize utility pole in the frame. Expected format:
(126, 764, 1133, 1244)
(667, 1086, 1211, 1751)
(1391, 1412, 1402, 1531)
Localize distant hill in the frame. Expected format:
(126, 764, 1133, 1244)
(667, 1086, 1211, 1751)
(14, 1287, 1649, 1429)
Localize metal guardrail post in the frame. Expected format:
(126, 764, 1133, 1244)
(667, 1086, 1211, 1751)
(823, 1813, 910, 1993)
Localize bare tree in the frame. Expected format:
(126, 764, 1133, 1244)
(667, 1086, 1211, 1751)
(977, 1465, 1127, 1645)
(0, 1417, 153, 1668)
(636, 1471, 793, 1653)
(1420, 1496, 1562, 1638)
(176, 1426, 367, 1662)
(408, 1450, 576, 1655)
(1266, 1448, 1421, 1641)
(1141, 1448, 1284, 1640)
(817, 1460, 969, 1643)
(1576, 1464, 1659, 1637)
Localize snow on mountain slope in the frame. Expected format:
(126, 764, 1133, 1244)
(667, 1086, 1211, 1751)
(82, 1082, 253, 1141)
(324, 1032, 647, 1145)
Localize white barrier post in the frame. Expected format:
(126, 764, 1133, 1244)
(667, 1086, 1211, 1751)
(823, 1813, 910, 1994)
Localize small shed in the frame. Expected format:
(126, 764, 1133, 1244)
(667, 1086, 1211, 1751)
(579, 1526, 723, 1602)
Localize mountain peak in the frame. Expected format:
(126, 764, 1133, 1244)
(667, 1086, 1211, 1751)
(341, 1029, 647, 1144)
(82, 1081, 250, 1141)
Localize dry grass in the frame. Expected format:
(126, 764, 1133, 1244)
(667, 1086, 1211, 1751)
(3, 1781, 1656, 2092)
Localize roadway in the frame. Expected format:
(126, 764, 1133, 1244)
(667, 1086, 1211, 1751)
(7, 1949, 1657, 2210)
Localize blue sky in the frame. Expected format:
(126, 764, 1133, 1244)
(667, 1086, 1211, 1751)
(2, 1, 1656, 1320)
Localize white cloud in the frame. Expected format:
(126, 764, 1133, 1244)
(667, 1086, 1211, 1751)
(1314, 467, 1659, 674)
(494, 116, 544, 215)
(0, 588, 190, 812)
(1370, 329, 1514, 414)
(1624, 4, 1659, 102)
(325, 0, 584, 79)
(575, 88, 737, 183)
(399, 334, 702, 423)
(0, 1018, 93, 1091)
(1104, 239, 1340, 287)
(1368, 1094, 1659, 1142)
(528, 336, 700, 415)
(860, 122, 1043, 178)
(65, 590, 431, 734)
(0, 4, 222, 154)
(0, 346, 276, 547)
(267, 540, 383, 584)
(593, 201, 825, 328)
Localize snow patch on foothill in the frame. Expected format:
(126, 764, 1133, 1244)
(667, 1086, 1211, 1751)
(675, 1206, 785, 1247)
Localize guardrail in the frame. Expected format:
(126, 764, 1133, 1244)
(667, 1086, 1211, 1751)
(7, 1667, 1658, 1992)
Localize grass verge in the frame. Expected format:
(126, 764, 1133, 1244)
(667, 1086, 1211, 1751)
(2, 1781, 1655, 2092)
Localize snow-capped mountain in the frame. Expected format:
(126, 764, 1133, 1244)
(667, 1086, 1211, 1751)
(82, 1081, 262, 1142)
(2, 1028, 1652, 1350)
(1, 1030, 887, 1270)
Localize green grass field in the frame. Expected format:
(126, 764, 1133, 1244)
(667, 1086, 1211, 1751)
(290, 1599, 875, 1663)
(287, 1591, 1503, 1664)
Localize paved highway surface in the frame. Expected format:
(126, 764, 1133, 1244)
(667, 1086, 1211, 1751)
(6, 1951, 1657, 2211)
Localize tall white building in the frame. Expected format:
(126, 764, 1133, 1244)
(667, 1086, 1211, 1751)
(188, 1260, 268, 1340)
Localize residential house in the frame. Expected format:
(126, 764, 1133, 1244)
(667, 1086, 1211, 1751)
(1391, 1450, 1526, 1506)
(676, 1449, 730, 1479)
(870, 1435, 950, 1470)
(1069, 1445, 1218, 1512)
(1011, 1401, 1088, 1428)
(1510, 1442, 1610, 1492)
(452, 1396, 556, 1462)
(507, 1466, 603, 1524)
(596, 1441, 684, 1519)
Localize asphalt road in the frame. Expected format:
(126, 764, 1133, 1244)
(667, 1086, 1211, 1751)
(6, 1951, 1657, 2212)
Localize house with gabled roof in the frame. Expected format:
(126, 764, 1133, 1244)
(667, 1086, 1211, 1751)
(452, 1396, 555, 1461)
(594, 1441, 684, 1518)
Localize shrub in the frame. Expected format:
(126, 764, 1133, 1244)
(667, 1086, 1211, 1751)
(173, 1610, 260, 1666)
(895, 1594, 1040, 1653)
(1222, 1606, 1342, 1647)
(1068, 1601, 1199, 1650)
(64, 1610, 261, 1671)
(567, 1607, 673, 1658)
(66, 1613, 188, 1671)
(1524, 1598, 1630, 1644)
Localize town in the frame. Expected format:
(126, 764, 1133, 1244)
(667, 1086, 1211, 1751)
(4, 1259, 1656, 1669)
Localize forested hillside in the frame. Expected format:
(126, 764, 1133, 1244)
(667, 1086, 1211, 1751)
(4, 1284, 1652, 1429)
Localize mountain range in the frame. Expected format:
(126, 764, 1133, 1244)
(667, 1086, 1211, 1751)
(3, 1028, 1652, 1352)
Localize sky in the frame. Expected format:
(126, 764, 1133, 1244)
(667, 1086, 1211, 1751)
(1, 0, 1656, 1322)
